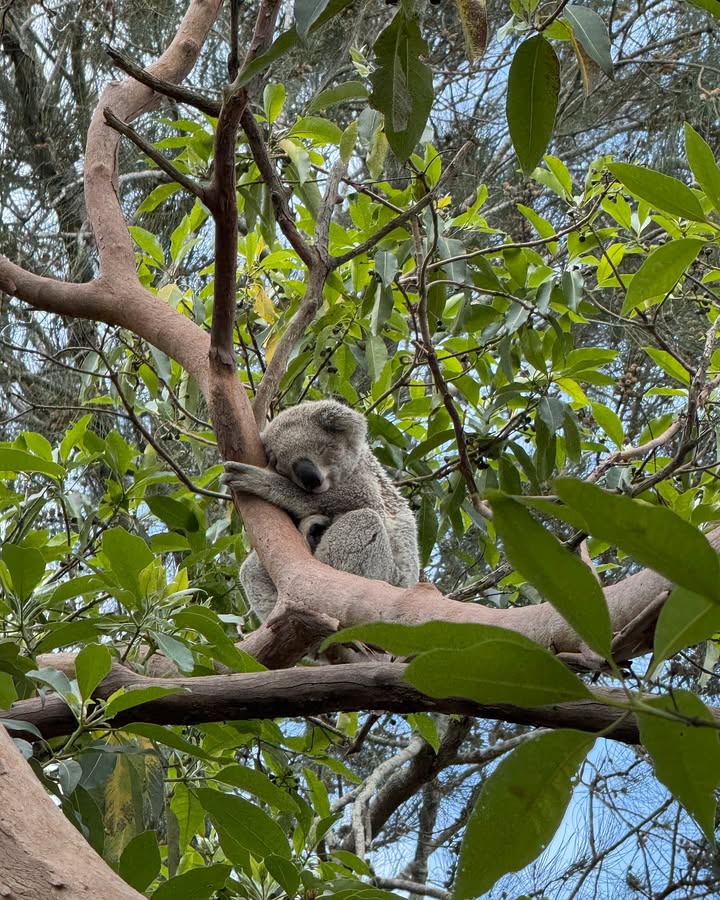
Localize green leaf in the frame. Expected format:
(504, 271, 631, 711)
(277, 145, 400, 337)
(104, 685, 185, 717)
(136, 182, 181, 214)
(405, 638, 592, 706)
(119, 830, 161, 892)
(0, 448, 64, 478)
(307, 80, 368, 114)
(287, 115, 343, 145)
(150, 631, 195, 674)
(622, 239, 704, 315)
(173, 608, 265, 672)
(216, 765, 300, 812)
(129, 226, 165, 265)
(28, 667, 75, 701)
(454, 730, 595, 899)
(555, 479, 720, 603)
(490, 493, 613, 658)
(369, 10, 433, 160)
(685, 123, 720, 213)
(637, 691, 720, 844)
(263, 82, 286, 123)
(407, 712, 440, 752)
(607, 163, 705, 222)
(101, 527, 154, 596)
(365, 334, 388, 381)
(653, 587, 720, 664)
(75, 644, 112, 702)
(2, 544, 45, 601)
(643, 347, 691, 386)
(34, 621, 101, 654)
(122, 722, 214, 760)
(506, 36, 560, 174)
(0, 671, 18, 708)
(590, 402, 624, 447)
(418, 497, 438, 568)
(196, 788, 291, 860)
(147, 495, 200, 532)
(294, 0, 330, 38)
(564, 6, 613, 76)
(150, 864, 232, 900)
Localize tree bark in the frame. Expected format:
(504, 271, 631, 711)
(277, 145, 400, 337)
(0, 726, 143, 899)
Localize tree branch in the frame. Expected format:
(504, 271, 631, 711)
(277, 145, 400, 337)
(0, 662, 673, 745)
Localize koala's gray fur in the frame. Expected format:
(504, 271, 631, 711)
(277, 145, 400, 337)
(223, 400, 419, 621)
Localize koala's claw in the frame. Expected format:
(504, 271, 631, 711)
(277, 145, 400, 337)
(221, 461, 255, 489)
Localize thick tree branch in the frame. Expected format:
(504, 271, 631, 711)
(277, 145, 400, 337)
(0, 725, 143, 899)
(1, 662, 668, 745)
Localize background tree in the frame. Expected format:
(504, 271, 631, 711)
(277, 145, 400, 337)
(1, 0, 720, 898)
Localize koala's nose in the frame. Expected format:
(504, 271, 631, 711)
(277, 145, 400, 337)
(292, 458, 324, 491)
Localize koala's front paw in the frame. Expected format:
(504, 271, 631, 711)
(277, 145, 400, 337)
(221, 461, 260, 492)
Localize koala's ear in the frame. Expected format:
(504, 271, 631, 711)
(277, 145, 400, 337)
(316, 402, 366, 436)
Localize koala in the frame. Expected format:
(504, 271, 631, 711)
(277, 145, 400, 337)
(222, 400, 419, 621)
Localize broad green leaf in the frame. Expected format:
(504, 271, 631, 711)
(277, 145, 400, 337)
(287, 115, 343, 145)
(263, 82, 285, 123)
(555, 479, 720, 603)
(307, 81, 368, 114)
(622, 239, 704, 315)
(196, 788, 291, 860)
(136, 182, 181, 214)
(173, 608, 265, 672)
(405, 639, 592, 706)
(365, 334, 388, 381)
(150, 864, 232, 900)
(537, 397, 566, 434)
(455, 730, 595, 899)
(607, 163, 705, 222)
(490, 494, 613, 658)
(119, 830, 161, 892)
(129, 226, 165, 265)
(638, 691, 720, 844)
(369, 10, 433, 160)
(216, 765, 300, 812)
(34, 621, 101, 654)
(0, 449, 64, 478)
(104, 685, 185, 717)
(408, 712, 440, 752)
(2, 544, 45, 601)
(564, 6, 613, 76)
(28, 667, 75, 701)
(294, 0, 330, 38)
(101, 527, 154, 596)
(340, 120, 358, 163)
(265, 855, 301, 896)
(418, 497, 439, 568)
(0, 671, 18, 708)
(643, 347, 691, 386)
(75, 644, 112, 702)
(591, 402, 624, 448)
(506, 36, 560, 174)
(685, 123, 720, 213)
(147, 496, 200, 532)
(122, 722, 214, 761)
(150, 631, 195, 674)
(653, 587, 720, 664)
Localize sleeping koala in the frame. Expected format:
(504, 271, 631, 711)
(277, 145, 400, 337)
(222, 400, 419, 621)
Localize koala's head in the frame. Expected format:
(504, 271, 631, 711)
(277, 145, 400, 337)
(262, 400, 367, 494)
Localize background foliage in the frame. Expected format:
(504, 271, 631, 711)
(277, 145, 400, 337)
(1, 0, 720, 897)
